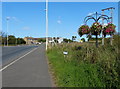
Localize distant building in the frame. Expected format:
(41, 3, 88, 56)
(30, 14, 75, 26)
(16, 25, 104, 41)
(24, 37, 64, 45)
(49, 37, 64, 43)
(24, 37, 40, 45)
(58, 37, 63, 43)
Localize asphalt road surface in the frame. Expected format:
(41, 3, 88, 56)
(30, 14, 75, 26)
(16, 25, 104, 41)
(2, 45, 38, 66)
(2, 44, 52, 87)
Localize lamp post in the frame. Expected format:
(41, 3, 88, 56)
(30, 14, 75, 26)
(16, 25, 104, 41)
(45, 0, 48, 50)
(6, 17, 10, 46)
(84, 12, 110, 47)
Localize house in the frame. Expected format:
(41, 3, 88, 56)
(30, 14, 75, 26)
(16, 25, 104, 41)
(24, 37, 64, 45)
(24, 37, 40, 45)
(49, 37, 64, 43)
(58, 37, 63, 43)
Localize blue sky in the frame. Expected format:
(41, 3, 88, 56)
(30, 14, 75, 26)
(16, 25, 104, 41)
(2, 2, 46, 38)
(2, 2, 118, 41)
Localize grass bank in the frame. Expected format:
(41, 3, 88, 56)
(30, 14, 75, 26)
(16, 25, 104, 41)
(47, 35, 120, 87)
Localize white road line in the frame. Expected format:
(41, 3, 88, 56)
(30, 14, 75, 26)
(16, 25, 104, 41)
(0, 48, 38, 72)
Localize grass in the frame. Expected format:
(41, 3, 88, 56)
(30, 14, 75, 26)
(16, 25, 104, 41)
(47, 35, 120, 87)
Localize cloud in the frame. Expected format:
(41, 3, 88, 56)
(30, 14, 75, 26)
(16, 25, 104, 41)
(6, 17, 10, 20)
(88, 12, 96, 16)
(88, 13, 93, 16)
(6, 16, 23, 23)
(22, 26, 31, 30)
(57, 20, 61, 24)
(57, 16, 62, 24)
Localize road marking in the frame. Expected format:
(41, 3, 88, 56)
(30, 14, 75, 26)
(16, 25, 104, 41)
(0, 48, 38, 72)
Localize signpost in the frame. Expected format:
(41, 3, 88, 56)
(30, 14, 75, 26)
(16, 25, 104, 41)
(63, 51, 68, 57)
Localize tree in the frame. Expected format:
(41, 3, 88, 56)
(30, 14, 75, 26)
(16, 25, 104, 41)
(2, 37, 7, 45)
(63, 38, 73, 43)
(0, 32, 26, 45)
(8, 35, 16, 45)
(0, 32, 7, 37)
(38, 38, 46, 43)
(0, 32, 7, 45)
(72, 36, 77, 41)
(17, 38, 26, 44)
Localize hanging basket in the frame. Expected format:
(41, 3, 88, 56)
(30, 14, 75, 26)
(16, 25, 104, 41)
(78, 25, 89, 37)
(89, 22, 102, 35)
(103, 23, 116, 37)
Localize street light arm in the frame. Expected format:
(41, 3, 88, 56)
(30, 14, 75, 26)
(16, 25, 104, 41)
(84, 16, 97, 24)
(97, 15, 110, 23)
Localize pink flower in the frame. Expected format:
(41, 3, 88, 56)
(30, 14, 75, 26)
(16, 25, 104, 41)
(108, 22, 112, 24)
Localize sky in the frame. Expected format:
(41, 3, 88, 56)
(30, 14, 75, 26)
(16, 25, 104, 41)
(2, 2, 118, 41)
(2, 2, 46, 38)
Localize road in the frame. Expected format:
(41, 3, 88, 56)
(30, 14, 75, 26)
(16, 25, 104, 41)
(2, 44, 52, 87)
(2, 45, 38, 67)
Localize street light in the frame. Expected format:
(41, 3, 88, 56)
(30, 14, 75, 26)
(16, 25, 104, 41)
(84, 12, 110, 47)
(6, 17, 10, 46)
(45, 0, 48, 50)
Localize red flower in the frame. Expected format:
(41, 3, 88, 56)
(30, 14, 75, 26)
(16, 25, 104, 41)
(103, 23, 116, 35)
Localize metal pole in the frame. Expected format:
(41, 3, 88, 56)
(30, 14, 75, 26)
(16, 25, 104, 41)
(6, 17, 9, 46)
(110, 9, 113, 45)
(46, 0, 48, 50)
(101, 7, 115, 46)
(102, 10, 104, 45)
(96, 34, 98, 48)
(16, 37, 17, 45)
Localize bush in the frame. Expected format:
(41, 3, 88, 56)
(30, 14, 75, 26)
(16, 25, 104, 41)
(47, 35, 120, 87)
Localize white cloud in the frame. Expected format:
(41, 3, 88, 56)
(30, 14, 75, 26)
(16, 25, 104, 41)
(88, 13, 93, 16)
(22, 26, 30, 30)
(6, 17, 10, 20)
(57, 20, 61, 24)
(88, 12, 96, 16)
(6, 16, 23, 23)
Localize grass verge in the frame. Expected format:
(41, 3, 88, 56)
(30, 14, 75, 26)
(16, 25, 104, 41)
(47, 35, 120, 87)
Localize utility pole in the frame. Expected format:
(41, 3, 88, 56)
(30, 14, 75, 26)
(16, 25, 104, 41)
(46, 0, 48, 50)
(101, 7, 115, 45)
(6, 17, 10, 46)
(110, 8, 115, 45)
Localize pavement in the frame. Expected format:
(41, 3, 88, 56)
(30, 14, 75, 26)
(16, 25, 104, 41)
(2, 44, 52, 87)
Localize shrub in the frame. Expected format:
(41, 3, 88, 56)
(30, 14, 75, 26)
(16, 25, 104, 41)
(47, 35, 120, 87)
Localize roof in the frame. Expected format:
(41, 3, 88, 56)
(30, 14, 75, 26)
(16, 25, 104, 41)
(24, 37, 39, 40)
